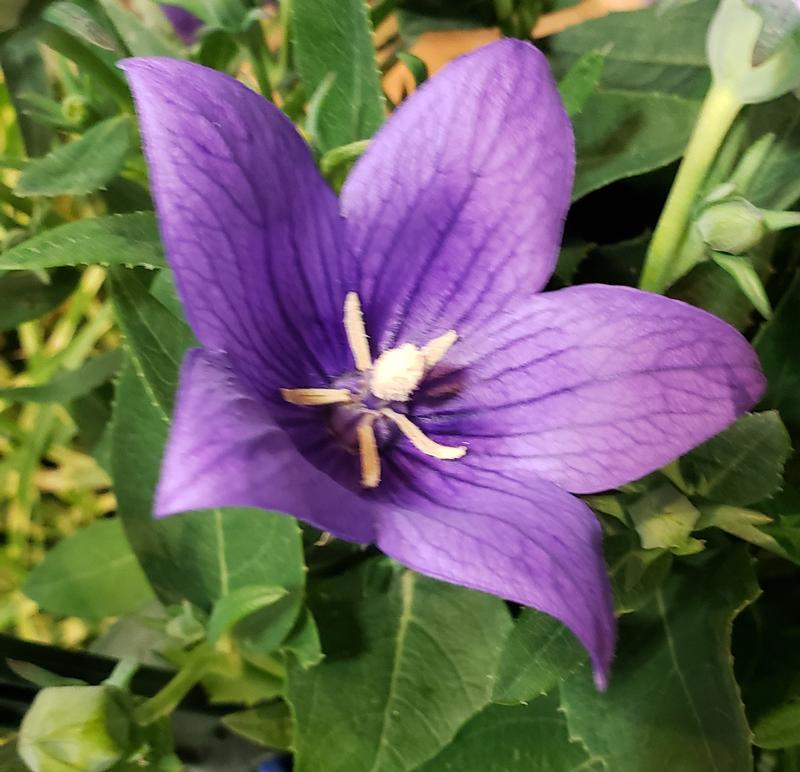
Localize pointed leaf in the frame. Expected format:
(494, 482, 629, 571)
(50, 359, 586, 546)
(15, 116, 132, 196)
(678, 411, 791, 506)
(292, 0, 384, 152)
(207, 585, 288, 645)
(560, 547, 760, 772)
(710, 252, 772, 319)
(287, 563, 513, 772)
(22, 519, 155, 621)
(0, 214, 165, 271)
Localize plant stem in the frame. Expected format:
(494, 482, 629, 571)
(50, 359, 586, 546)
(639, 83, 742, 293)
(241, 24, 273, 101)
(134, 644, 215, 726)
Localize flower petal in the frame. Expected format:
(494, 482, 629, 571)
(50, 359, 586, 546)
(416, 285, 765, 493)
(160, 4, 202, 45)
(156, 349, 375, 544)
(122, 58, 352, 399)
(376, 455, 615, 687)
(341, 39, 574, 351)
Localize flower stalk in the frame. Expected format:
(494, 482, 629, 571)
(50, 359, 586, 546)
(134, 644, 216, 726)
(639, 83, 741, 293)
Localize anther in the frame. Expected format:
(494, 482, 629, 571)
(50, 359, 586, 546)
(280, 388, 352, 406)
(344, 292, 372, 372)
(421, 329, 458, 368)
(381, 407, 467, 460)
(356, 415, 381, 488)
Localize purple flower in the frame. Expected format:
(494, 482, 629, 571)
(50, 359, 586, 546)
(121, 40, 764, 687)
(160, 4, 203, 45)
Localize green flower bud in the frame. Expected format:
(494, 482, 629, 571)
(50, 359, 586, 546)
(18, 685, 136, 772)
(696, 198, 765, 254)
(61, 95, 89, 127)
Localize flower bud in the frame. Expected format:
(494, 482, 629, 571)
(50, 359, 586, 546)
(696, 198, 765, 254)
(18, 685, 136, 772)
(61, 95, 89, 127)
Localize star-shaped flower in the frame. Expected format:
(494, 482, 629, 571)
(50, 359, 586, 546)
(122, 40, 764, 687)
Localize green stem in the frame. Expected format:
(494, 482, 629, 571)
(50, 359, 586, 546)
(241, 24, 273, 101)
(134, 644, 215, 726)
(639, 83, 742, 293)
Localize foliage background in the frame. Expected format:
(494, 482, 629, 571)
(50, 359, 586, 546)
(0, 0, 799, 769)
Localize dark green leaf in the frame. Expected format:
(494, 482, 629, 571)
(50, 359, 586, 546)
(287, 563, 513, 772)
(98, 0, 180, 57)
(756, 272, 800, 438)
(0, 24, 53, 155)
(109, 268, 195, 415)
(420, 694, 600, 772)
(710, 252, 772, 319)
(42, 1, 120, 52)
(492, 610, 585, 704)
(206, 585, 289, 645)
(605, 530, 673, 615)
(281, 608, 323, 669)
(0, 213, 165, 271)
(560, 547, 760, 772)
(16, 116, 132, 196)
(0, 349, 122, 403)
(558, 48, 607, 117)
(22, 519, 156, 622)
(292, 0, 384, 152)
(396, 51, 428, 88)
(678, 412, 792, 506)
(573, 90, 699, 200)
(0, 268, 78, 330)
(549, 0, 715, 98)
(222, 702, 293, 750)
(754, 699, 800, 749)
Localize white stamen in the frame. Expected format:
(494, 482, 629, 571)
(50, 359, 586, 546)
(421, 329, 458, 368)
(370, 343, 426, 402)
(344, 292, 372, 372)
(280, 388, 351, 406)
(381, 407, 467, 460)
(356, 416, 381, 488)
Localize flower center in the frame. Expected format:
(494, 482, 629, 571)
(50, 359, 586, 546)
(280, 292, 467, 488)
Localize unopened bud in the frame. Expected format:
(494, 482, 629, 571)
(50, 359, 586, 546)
(696, 198, 765, 254)
(18, 685, 136, 772)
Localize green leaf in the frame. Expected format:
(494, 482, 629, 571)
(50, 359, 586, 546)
(627, 481, 703, 554)
(419, 694, 600, 772)
(281, 608, 323, 669)
(396, 51, 428, 89)
(287, 563, 513, 772)
(0, 213, 165, 271)
(0, 268, 79, 330)
(111, 362, 305, 612)
(697, 505, 786, 555)
(710, 252, 772, 319)
(756, 273, 800, 437)
(744, 96, 800, 209)
(558, 48, 607, 117)
(492, 610, 585, 705)
(22, 519, 156, 622)
(605, 530, 673, 615)
(560, 547, 760, 772)
(109, 268, 196, 415)
(206, 585, 289, 645)
(678, 412, 792, 506)
(549, 0, 715, 99)
(42, 1, 121, 52)
(15, 116, 132, 196)
(0, 24, 54, 156)
(222, 702, 293, 750)
(0, 349, 122, 403)
(573, 90, 700, 200)
(754, 699, 800, 750)
(292, 0, 384, 152)
(97, 0, 180, 57)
